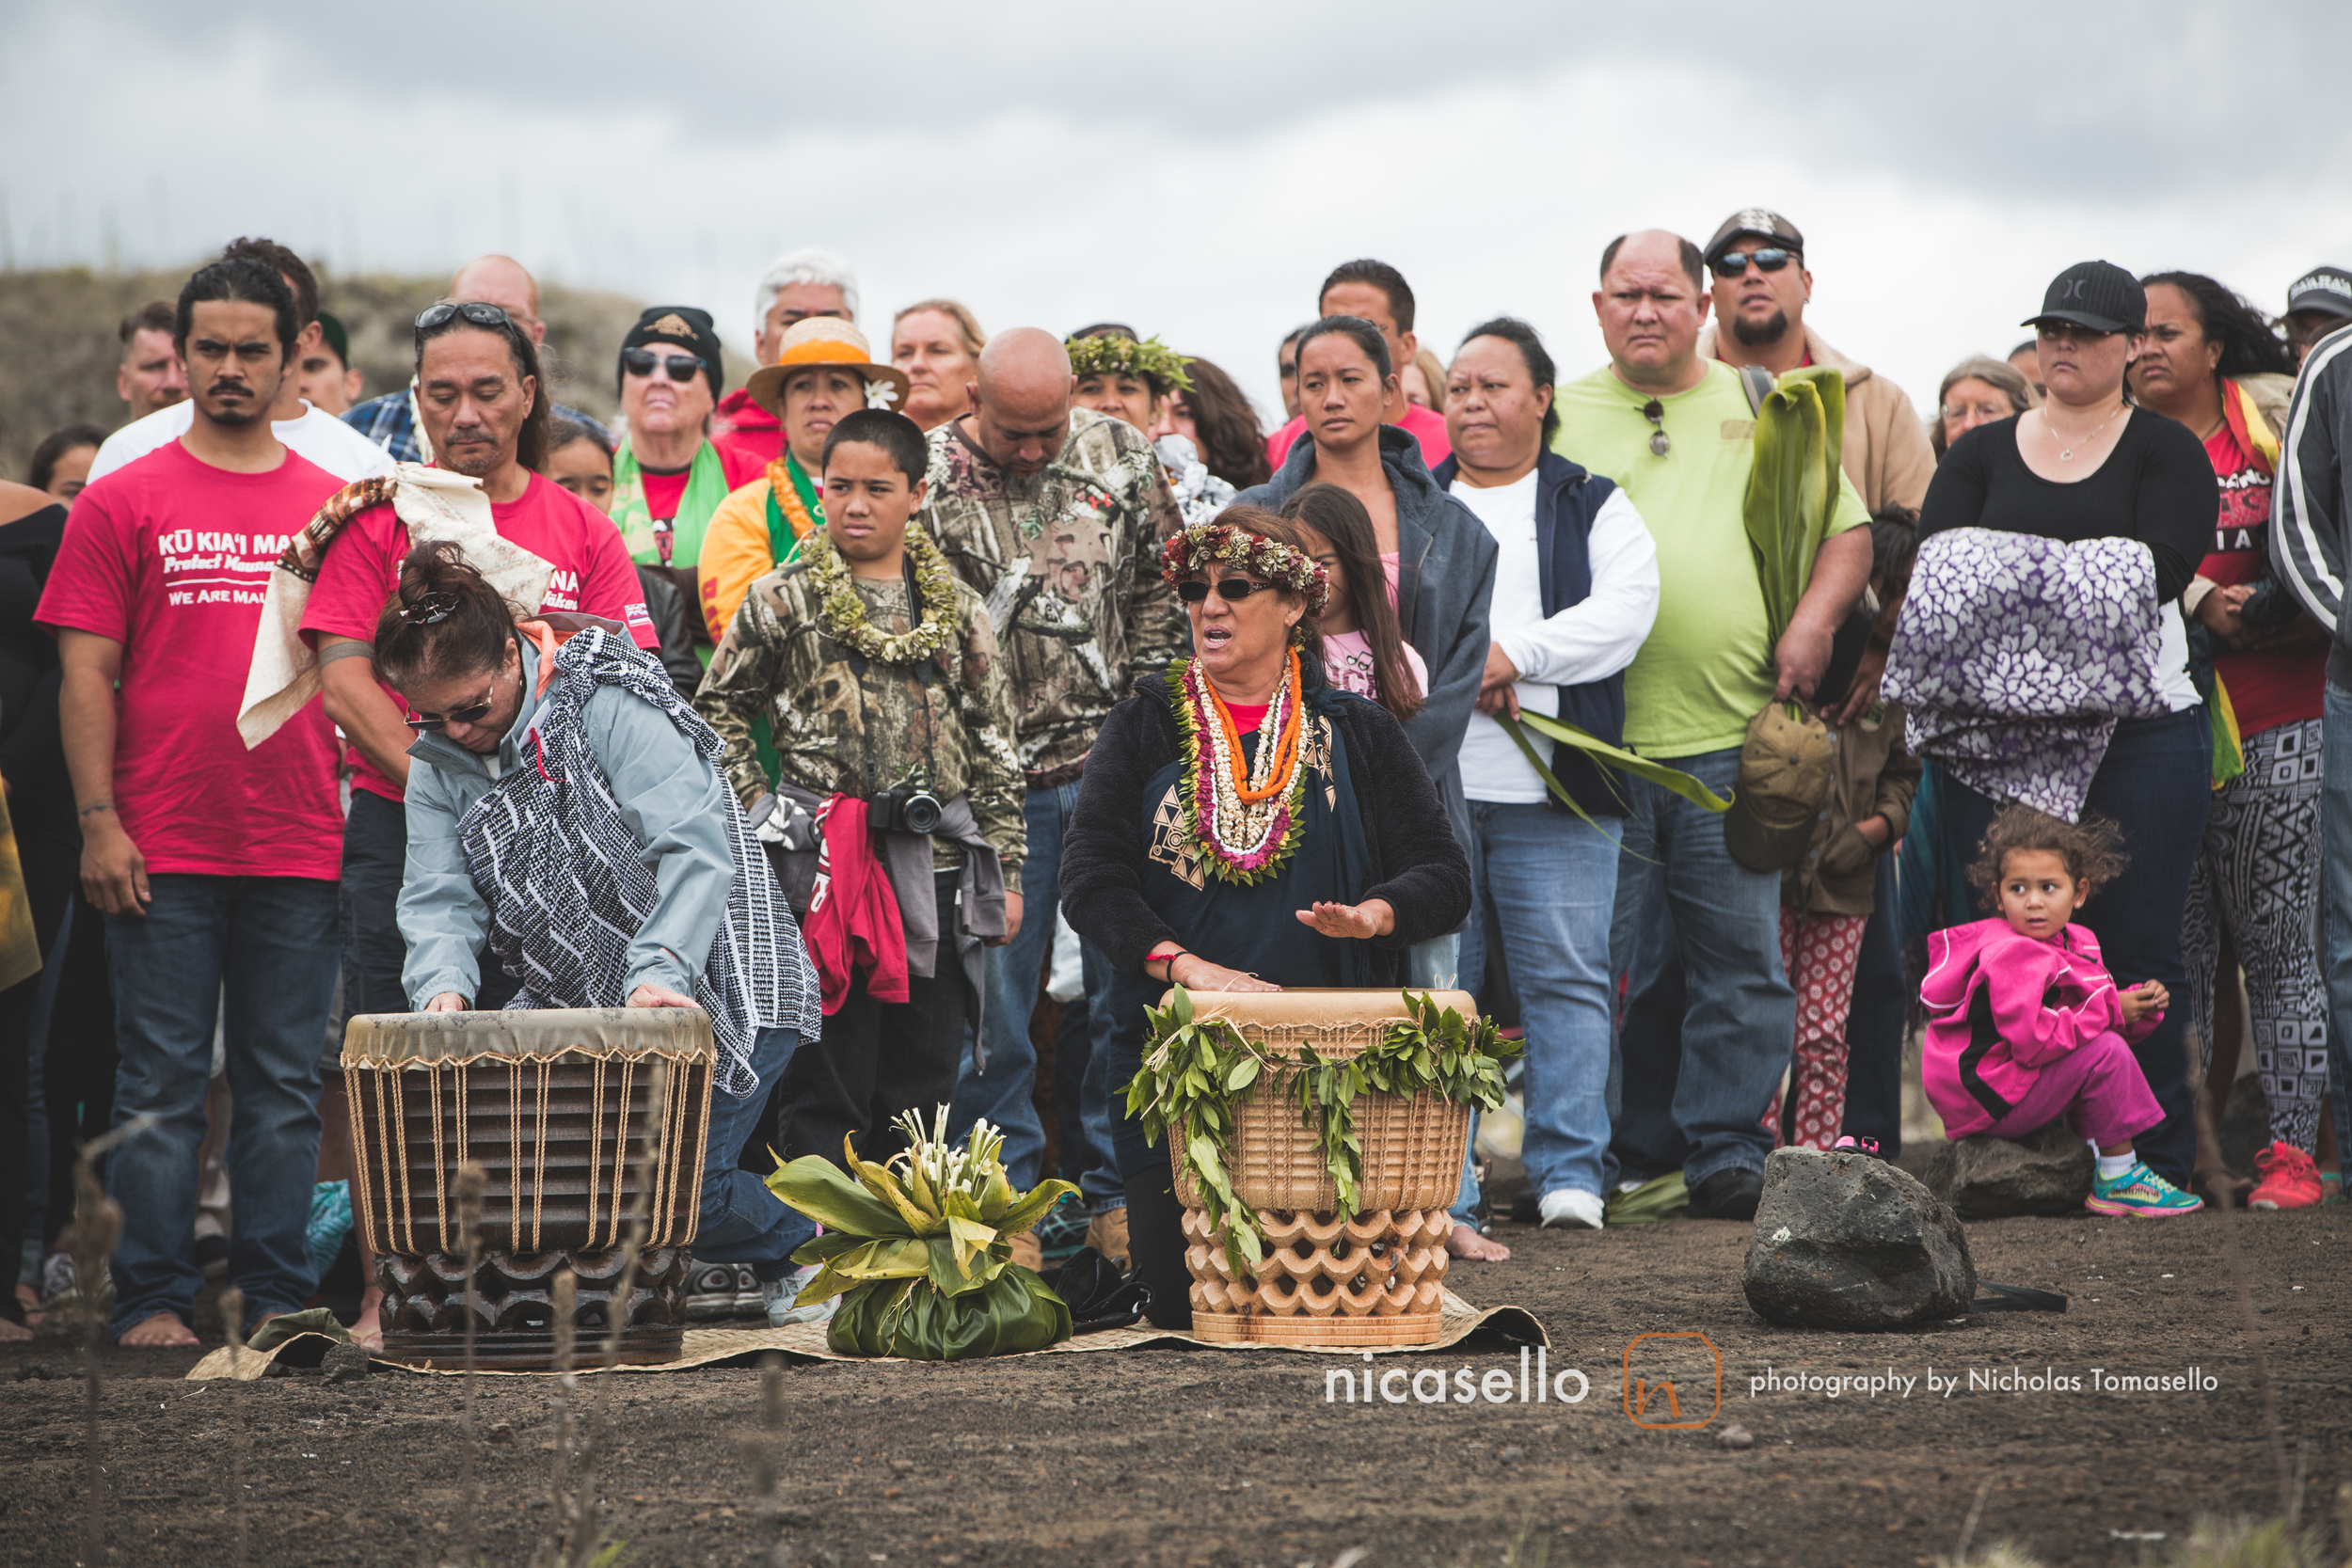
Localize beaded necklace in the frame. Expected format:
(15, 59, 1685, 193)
(1169, 650, 1308, 884)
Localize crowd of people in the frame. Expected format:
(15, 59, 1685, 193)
(4, 213, 2350, 1351)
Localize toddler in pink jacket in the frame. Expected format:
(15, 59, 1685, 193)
(1920, 806, 2201, 1217)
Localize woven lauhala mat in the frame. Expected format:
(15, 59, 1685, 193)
(185, 1290, 1547, 1380)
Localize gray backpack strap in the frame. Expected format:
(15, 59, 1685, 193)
(1738, 363, 1775, 414)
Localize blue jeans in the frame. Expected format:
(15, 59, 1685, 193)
(2314, 684, 2352, 1163)
(1457, 802, 1622, 1205)
(1606, 747, 1794, 1191)
(695, 1025, 806, 1277)
(104, 874, 339, 1337)
(951, 783, 1121, 1210)
(1941, 707, 2208, 1187)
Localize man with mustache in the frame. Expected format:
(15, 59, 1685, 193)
(39, 258, 351, 1348)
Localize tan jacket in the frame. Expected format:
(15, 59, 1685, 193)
(1782, 704, 1920, 917)
(1702, 325, 1936, 515)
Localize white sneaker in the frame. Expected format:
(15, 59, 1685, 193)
(1538, 1189, 1605, 1229)
(761, 1263, 837, 1328)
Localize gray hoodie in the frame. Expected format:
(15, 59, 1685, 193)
(1237, 424, 1498, 860)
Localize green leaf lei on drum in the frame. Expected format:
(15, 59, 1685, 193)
(1128, 989, 1519, 1278)
(806, 526, 960, 665)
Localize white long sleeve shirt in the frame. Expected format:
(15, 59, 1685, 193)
(1449, 471, 1660, 804)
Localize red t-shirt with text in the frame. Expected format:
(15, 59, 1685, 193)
(2199, 421, 2322, 736)
(35, 441, 346, 879)
(300, 469, 659, 801)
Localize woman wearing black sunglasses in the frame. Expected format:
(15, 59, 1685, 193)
(609, 306, 767, 648)
(381, 538, 825, 1326)
(1061, 505, 1470, 1327)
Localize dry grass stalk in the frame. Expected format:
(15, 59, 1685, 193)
(453, 1162, 486, 1568)
(220, 1285, 249, 1568)
(740, 1351, 787, 1565)
(2187, 1042, 2294, 1522)
(64, 1114, 149, 1568)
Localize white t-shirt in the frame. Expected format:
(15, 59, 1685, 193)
(87, 399, 396, 486)
(1448, 468, 1661, 804)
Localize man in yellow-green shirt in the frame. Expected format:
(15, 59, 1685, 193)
(1551, 229, 1871, 1225)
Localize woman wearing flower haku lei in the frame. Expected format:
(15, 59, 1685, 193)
(1059, 506, 1471, 1327)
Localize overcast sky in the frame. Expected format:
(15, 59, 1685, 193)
(7, 0, 2349, 423)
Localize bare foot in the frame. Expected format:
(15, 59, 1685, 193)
(118, 1312, 199, 1348)
(1447, 1224, 1512, 1261)
(351, 1289, 385, 1351)
(0, 1315, 31, 1342)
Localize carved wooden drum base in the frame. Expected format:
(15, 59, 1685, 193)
(1183, 1206, 1451, 1346)
(376, 1246, 689, 1370)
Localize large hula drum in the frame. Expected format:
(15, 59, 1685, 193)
(343, 1008, 716, 1370)
(1168, 990, 1476, 1347)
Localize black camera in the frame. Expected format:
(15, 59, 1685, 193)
(868, 787, 943, 835)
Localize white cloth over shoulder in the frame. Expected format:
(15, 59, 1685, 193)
(236, 463, 553, 748)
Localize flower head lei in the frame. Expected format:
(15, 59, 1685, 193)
(805, 525, 960, 666)
(1064, 333, 1195, 396)
(1160, 521, 1332, 625)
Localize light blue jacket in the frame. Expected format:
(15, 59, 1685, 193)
(398, 637, 739, 1008)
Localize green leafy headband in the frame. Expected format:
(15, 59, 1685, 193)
(1065, 333, 1194, 395)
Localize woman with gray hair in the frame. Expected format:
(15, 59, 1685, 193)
(1930, 355, 2037, 459)
(714, 246, 863, 467)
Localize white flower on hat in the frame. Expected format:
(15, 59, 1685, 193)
(865, 379, 900, 409)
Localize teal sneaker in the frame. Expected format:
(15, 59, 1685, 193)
(2085, 1162, 2203, 1218)
(1603, 1171, 1688, 1227)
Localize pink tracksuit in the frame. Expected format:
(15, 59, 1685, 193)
(1919, 917, 2165, 1146)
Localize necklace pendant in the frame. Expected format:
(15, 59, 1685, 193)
(2058, 448, 2074, 461)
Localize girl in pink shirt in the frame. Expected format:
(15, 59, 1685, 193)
(1280, 485, 1425, 717)
(1920, 807, 2201, 1216)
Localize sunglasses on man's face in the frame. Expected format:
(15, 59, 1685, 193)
(1178, 578, 1283, 604)
(622, 349, 705, 383)
(1711, 247, 1797, 277)
(407, 692, 497, 732)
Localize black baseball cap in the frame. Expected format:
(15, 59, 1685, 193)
(2286, 266, 2352, 321)
(1704, 208, 1804, 266)
(2023, 261, 2145, 335)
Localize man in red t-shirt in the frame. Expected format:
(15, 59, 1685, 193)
(302, 302, 658, 1044)
(39, 258, 348, 1350)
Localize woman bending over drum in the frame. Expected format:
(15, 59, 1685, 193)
(1060, 506, 1471, 1327)
(376, 540, 828, 1327)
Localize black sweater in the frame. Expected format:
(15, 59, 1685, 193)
(1921, 410, 2217, 603)
(1059, 670, 1472, 975)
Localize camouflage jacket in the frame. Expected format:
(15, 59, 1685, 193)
(693, 548, 1026, 876)
(919, 407, 1187, 776)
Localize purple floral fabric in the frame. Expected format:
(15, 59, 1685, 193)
(1883, 527, 2170, 821)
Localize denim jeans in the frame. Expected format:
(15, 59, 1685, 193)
(1939, 707, 2208, 1187)
(1606, 747, 1794, 1191)
(952, 782, 1121, 1211)
(105, 873, 339, 1337)
(1457, 802, 1622, 1204)
(694, 1024, 806, 1278)
(2315, 684, 2352, 1163)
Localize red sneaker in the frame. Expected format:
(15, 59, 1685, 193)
(2248, 1142, 2323, 1211)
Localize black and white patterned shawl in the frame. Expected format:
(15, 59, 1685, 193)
(455, 627, 818, 1098)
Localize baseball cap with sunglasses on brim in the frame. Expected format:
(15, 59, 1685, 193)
(1703, 208, 1805, 268)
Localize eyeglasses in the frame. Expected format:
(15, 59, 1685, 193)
(1641, 400, 1670, 457)
(417, 301, 516, 332)
(1177, 578, 1284, 603)
(622, 349, 706, 382)
(1711, 247, 1797, 277)
(407, 695, 496, 733)
(1942, 400, 2014, 424)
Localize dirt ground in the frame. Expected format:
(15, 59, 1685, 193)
(3, 1180, 2344, 1568)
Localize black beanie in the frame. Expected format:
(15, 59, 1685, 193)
(619, 305, 723, 400)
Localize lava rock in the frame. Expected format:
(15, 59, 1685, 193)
(322, 1341, 371, 1384)
(1716, 1424, 1754, 1449)
(486, 1420, 516, 1446)
(1915, 1122, 2092, 1218)
(15, 1361, 55, 1382)
(1742, 1147, 1975, 1330)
